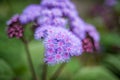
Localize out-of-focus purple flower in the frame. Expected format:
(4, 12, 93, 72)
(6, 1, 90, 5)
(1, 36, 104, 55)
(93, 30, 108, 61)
(41, 0, 65, 8)
(40, 8, 63, 18)
(51, 18, 67, 27)
(7, 14, 19, 26)
(51, 8, 63, 17)
(19, 4, 41, 24)
(37, 16, 67, 27)
(43, 27, 82, 65)
(65, 1, 76, 10)
(41, 0, 76, 10)
(82, 23, 100, 52)
(104, 0, 117, 7)
(34, 26, 53, 40)
(82, 34, 95, 53)
(85, 24, 100, 43)
(37, 16, 52, 26)
(7, 15, 24, 38)
(70, 17, 86, 40)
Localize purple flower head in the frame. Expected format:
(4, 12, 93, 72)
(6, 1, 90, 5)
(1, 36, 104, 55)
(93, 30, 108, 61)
(41, 0, 61, 8)
(34, 24, 66, 40)
(6, 15, 24, 38)
(51, 8, 63, 17)
(37, 16, 67, 27)
(19, 4, 41, 24)
(43, 27, 82, 65)
(85, 23, 100, 43)
(41, 0, 76, 10)
(51, 17, 67, 27)
(34, 26, 53, 40)
(62, 8, 78, 18)
(82, 23, 100, 52)
(37, 16, 52, 26)
(40, 8, 63, 17)
(104, 0, 117, 7)
(65, 1, 76, 10)
(40, 9, 52, 17)
(82, 35, 95, 53)
(70, 17, 86, 40)
(7, 14, 19, 26)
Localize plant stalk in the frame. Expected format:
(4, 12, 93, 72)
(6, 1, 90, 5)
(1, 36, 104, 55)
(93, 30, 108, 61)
(42, 63, 48, 80)
(50, 63, 66, 80)
(21, 38, 38, 80)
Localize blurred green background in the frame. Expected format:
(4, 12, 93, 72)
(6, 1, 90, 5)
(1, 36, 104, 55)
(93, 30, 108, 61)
(0, 0, 120, 80)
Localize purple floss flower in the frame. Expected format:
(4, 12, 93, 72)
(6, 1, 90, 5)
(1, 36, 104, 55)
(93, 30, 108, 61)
(65, 1, 76, 10)
(43, 27, 82, 65)
(41, 0, 60, 8)
(70, 17, 86, 40)
(7, 14, 19, 25)
(82, 34, 95, 53)
(34, 23, 67, 40)
(82, 23, 100, 52)
(37, 7, 67, 25)
(40, 8, 63, 17)
(61, 7, 78, 17)
(37, 16, 52, 26)
(68, 11, 79, 21)
(19, 14, 31, 24)
(34, 25, 55, 40)
(6, 15, 24, 38)
(19, 4, 41, 24)
(51, 8, 63, 17)
(37, 16, 67, 27)
(51, 17, 67, 27)
(40, 9, 52, 17)
(41, 0, 71, 9)
(85, 23, 100, 43)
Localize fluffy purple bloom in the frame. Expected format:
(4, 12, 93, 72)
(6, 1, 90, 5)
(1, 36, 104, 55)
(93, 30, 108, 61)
(7, 14, 19, 26)
(43, 27, 82, 65)
(34, 26, 53, 40)
(51, 8, 63, 17)
(37, 17, 67, 27)
(85, 23, 100, 43)
(40, 8, 63, 17)
(65, 1, 76, 10)
(41, 0, 76, 9)
(70, 17, 86, 40)
(82, 23, 100, 52)
(6, 15, 24, 38)
(41, 0, 65, 8)
(19, 4, 41, 24)
(82, 35, 95, 53)
(37, 16, 52, 26)
(62, 8, 78, 18)
(51, 17, 67, 27)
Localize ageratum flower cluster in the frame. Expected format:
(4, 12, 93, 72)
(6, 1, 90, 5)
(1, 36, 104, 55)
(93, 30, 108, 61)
(6, 0, 100, 65)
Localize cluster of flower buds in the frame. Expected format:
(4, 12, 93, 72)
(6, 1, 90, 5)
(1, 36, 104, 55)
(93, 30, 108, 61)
(6, 0, 100, 65)
(7, 14, 24, 38)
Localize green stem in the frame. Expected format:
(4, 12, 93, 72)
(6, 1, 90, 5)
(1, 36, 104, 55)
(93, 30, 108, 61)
(21, 38, 38, 80)
(50, 63, 66, 80)
(41, 63, 48, 80)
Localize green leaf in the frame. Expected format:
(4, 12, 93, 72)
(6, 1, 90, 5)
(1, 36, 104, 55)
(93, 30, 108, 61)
(73, 66, 118, 80)
(0, 59, 14, 80)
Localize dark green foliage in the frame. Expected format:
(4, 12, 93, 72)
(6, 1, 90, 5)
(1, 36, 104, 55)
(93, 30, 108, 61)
(73, 66, 118, 80)
(0, 59, 14, 80)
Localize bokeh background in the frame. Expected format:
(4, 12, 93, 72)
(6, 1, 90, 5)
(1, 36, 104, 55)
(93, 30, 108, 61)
(0, 0, 120, 80)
